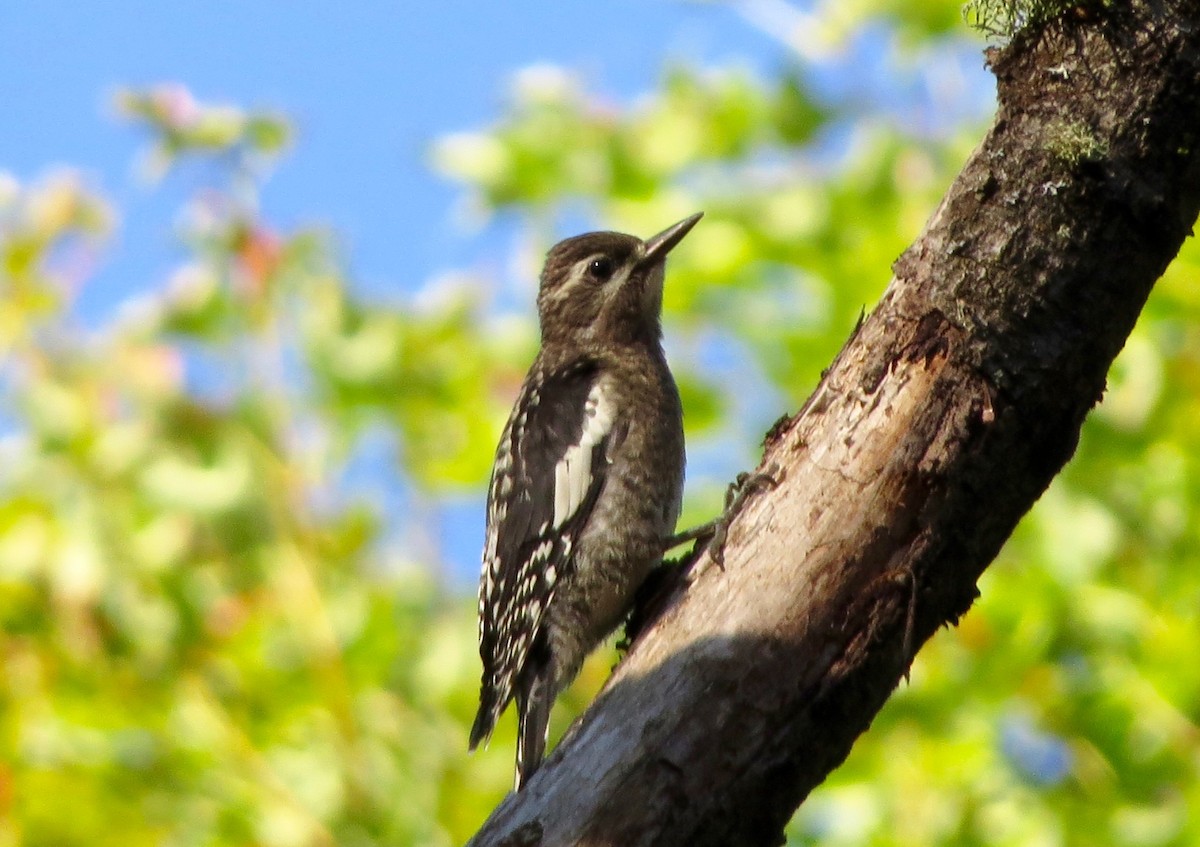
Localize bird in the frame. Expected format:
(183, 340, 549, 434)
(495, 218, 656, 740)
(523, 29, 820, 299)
(469, 213, 702, 791)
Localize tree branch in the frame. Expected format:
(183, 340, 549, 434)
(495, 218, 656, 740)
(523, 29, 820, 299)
(468, 3, 1200, 844)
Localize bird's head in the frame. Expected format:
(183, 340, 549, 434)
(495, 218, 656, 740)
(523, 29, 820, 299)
(536, 213, 702, 347)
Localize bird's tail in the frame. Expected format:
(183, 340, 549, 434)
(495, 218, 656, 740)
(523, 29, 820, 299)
(468, 688, 501, 752)
(514, 672, 553, 791)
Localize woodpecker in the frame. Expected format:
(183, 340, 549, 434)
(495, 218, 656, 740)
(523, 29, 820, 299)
(470, 213, 701, 790)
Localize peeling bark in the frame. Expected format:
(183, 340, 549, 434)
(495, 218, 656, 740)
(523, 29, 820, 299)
(468, 3, 1200, 845)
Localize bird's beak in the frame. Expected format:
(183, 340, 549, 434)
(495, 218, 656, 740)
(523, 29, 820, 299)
(638, 212, 703, 269)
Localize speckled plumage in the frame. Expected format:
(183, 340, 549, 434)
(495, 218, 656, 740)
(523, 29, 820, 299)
(470, 215, 700, 790)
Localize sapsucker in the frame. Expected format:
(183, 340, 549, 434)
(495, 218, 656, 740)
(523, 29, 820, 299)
(470, 213, 701, 790)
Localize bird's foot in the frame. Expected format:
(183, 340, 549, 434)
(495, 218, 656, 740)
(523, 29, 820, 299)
(623, 464, 781, 650)
(666, 463, 782, 576)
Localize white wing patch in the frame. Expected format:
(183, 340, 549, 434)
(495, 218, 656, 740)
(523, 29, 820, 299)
(552, 382, 614, 528)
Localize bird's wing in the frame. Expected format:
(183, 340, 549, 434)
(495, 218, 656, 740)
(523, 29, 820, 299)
(470, 359, 619, 749)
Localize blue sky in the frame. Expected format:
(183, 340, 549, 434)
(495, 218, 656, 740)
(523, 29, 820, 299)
(0, 3, 994, 581)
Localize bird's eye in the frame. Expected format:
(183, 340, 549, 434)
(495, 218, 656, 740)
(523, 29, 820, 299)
(587, 257, 615, 282)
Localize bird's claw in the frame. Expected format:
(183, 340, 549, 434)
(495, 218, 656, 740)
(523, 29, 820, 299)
(627, 464, 782, 647)
(665, 463, 782, 573)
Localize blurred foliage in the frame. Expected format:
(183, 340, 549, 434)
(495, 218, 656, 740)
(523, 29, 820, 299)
(1, 1, 1198, 845)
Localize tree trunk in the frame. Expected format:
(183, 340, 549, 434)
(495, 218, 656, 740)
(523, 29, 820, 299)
(468, 3, 1200, 845)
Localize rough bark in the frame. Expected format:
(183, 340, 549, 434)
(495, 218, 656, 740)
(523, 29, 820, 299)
(468, 3, 1200, 845)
